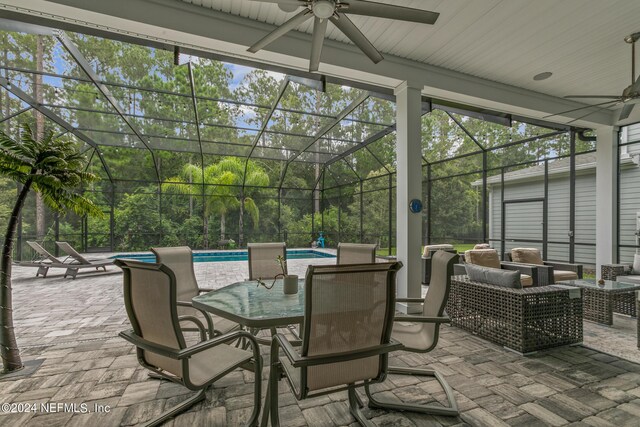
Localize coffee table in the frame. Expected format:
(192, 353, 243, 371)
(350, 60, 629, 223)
(558, 279, 640, 325)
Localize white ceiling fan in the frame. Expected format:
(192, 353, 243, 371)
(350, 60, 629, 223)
(548, 31, 640, 123)
(245, 0, 439, 72)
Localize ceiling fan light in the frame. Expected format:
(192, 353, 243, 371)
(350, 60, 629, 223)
(278, 2, 299, 13)
(313, 0, 335, 19)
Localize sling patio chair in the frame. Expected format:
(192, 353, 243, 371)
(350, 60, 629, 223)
(247, 242, 298, 341)
(151, 246, 240, 337)
(116, 259, 262, 427)
(247, 242, 287, 281)
(55, 241, 114, 279)
(262, 262, 403, 427)
(365, 250, 459, 416)
(336, 242, 377, 264)
(13, 241, 64, 277)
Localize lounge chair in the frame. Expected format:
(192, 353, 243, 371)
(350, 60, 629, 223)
(116, 259, 262, 427)
(262, 262, 403, 426)
(336, 242, 377, 264)
(14, 241, 63, 277)
(55, 241, 114, 279)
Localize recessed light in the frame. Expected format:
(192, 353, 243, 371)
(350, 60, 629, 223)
(533, 72, 553, 81)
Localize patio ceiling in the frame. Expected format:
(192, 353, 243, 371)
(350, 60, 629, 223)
(1, 0, 638, 126)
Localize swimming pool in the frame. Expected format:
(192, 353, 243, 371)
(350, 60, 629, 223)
(112, 249, 335, 263)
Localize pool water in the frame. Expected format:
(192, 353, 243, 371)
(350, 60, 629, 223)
(112, 249, 335, 263)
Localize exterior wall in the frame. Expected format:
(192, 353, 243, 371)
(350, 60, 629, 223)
(489, 171, 596, 265)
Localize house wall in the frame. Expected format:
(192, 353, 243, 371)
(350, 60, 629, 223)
(489, 171, 596, 264)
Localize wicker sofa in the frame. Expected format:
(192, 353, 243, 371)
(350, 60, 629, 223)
(447, 275, 583, 354)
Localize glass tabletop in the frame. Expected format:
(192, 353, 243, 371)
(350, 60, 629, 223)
(558, 279, 640, 292)
(192, 279, 305, 328)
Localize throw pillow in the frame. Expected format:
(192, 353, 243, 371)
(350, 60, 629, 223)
(465, 264, 522, 289)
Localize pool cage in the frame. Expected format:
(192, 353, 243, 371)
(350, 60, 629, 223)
(0, 25, 597, 263)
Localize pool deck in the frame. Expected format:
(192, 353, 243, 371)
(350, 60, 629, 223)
(1, 255, 640, 426)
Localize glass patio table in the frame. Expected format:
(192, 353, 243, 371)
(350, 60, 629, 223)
(557, 279, 640, 325)
(192, 279, 306, 329)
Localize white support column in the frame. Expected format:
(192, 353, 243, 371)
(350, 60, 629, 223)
(395, 81, 423, 312)
(595, 126, 618, 279)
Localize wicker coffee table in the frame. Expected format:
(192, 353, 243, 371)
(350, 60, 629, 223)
(558, 279, 640, 325)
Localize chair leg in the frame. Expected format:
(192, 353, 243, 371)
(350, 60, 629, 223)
(365, 366, 459, 416)
(141, 388, 206, 427)
(348, 388, 374, 427)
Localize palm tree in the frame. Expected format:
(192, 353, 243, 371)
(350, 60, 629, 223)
(213, 157, 269, 246)
(163, 157, 268, 248)
(0, 123, 101, 373)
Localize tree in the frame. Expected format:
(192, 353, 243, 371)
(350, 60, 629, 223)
(0, 123, 101, 373)
(163, 157, 269, 248)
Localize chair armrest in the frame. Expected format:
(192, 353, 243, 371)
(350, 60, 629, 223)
(177, 300, 214, 338)
(178, 330, 259, 359)
(273, 333, 402, 368)
(453, 263, 467, 275)
(177, 315, 207, 341)
(544, 261, 583, 278)
(500, 262, 539, 285)
(394, 315, 450, 323)
(501, 261, 550, 286)
(119, 330, 181, 359)
(601, 264, 628, 281)
(395, 298, 425, 303)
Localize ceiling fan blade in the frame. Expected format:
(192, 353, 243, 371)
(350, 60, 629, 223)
(247, 9, 312, 53)
(246, 0, 303, 5)
(564, 95, 622, 99)
(309, 17, 328, 72)
(565, 101, 620, 124)
(619, 103, 635, 120)
(342, 0, 439, 25)
(543, 99, 620, 119)
(330, 15, 383, 64)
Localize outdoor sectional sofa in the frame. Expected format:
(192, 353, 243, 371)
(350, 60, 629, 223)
(446, 274, 583, 354)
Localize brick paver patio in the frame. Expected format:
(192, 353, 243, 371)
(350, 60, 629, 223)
(1, 255, 640, 426)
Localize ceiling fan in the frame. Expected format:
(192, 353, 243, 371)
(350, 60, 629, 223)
(548, 31, 640, 123)
(245, 0, 439, 72)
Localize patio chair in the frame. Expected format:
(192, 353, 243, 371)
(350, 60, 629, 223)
(55, 241, 114, 279)
(504, 247, 582, 284)
(247, 242, 286, 280)
(365, 250, 459, 416)
(602, 254, 640, 285)
(458, 248, 539, 286)
(116, 259, 262, 427)
(422, 244, 456, 285)
(262, 261, 403, 427)
(151, 246, 240, 337)
(336, 242, 377, 264)
(14, 241, 63, 277)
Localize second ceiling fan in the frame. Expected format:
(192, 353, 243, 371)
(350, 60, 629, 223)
(246, 0, 439, 72)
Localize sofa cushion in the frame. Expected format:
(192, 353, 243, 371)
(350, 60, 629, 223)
(520, 274, 533, 287)
(423, 244, 454, 257)
(633, 254, 640, 275)
(464, 249, 501, 269)
(473, 243, 491, 249)
(554, 270, 579, 282)
(511, 248, 544, 265)
(465, 264, 522, 289)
